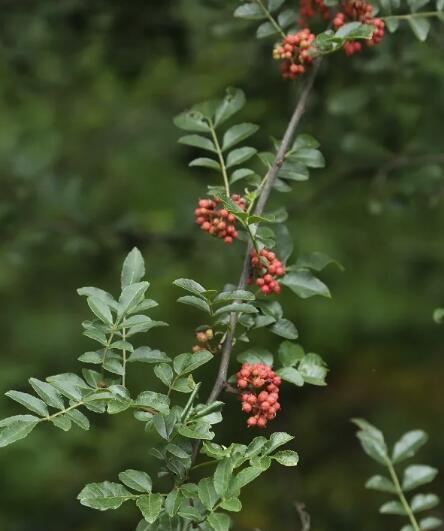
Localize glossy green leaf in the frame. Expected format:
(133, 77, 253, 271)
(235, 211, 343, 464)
(128, 347, 171, 364)
(392, 430, 428, 464)
(207, 512, 231, 531)
(234, 2, 266, 19)
(121, 247, 145, 289)
(198, 477, 219, 510)
(272, 450, 299, 466)
(408, 17, 431, 41)
(237, 348, 273, 366)
(270, 318, 298, 340)
(29, 378, 64, 409)
(379, 500, 406, 515)
(226, 146, 257, 168)
(119, 469, 152, 493)
(0, 415, 39, 447)
(179, 134, 215, 152)
(137, 493, 163, 523)
(177, 295, 211, 314)
(214, 88, 245, 126)
(222, 123, 258, 151)
(365, 475, 396, 493)
(276, 367, 304, 386)
(403, 465, 438, 491)
(410, 493, 440, 512)
(77, 481, 133, 510)
(174, 110, 210, 132)
(189, 157, 221, 170)
(173, 278, 207, 297)
(278, 341, 304, 367)
(281, 271, 331, 298)
(213, 459, 234, 496)
(5, 390, 49, 417)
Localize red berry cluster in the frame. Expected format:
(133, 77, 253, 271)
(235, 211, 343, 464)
(333, 0, 385, 55)
(272, 29, 316, 80)
(247, 248, 285, 295)
(237, 363, 282, 428)
(299, 0, 330, 26)
(194, 195, 246, 244)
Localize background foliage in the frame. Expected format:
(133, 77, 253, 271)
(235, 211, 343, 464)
(0, 0, 443, 530)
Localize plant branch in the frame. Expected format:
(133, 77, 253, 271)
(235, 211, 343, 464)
(206, 60, 321, 405)
(383, 10, 442, 21)
(210, 123, 230, 196)
(385, 459, 421, 531)
(255, 0, 286, 38)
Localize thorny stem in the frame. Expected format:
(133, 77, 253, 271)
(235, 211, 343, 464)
(205, 59, 321, 406)
(255, 0, 286, 38)
(210, 122, 230, 196)
(383, 10, 443, 21)
(386, 458, 421, 531)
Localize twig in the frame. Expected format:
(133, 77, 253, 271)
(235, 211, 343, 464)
(206, 59, 321, 405)
(294, 502, 311, 531)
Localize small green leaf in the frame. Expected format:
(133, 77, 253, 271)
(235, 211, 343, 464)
(121, 247, 145, 289)
(66, 409, 90, 430)
(213, 459, 234, 497)
(29, 378, 64, 409)
(173, 278, 207, 297)
(265, 432, 294, 454)
(403, 465, 438, 492)
(77, 481, 132, 510)
(257, 21, 279, 38)
(207, 512, 231, 531)
(137, 493, 163, 523)
(237, 348, 273, 366)
(234, 2, 266, 19)
(281, 271, 331, 299)
(392, 430, 428, 464)
(380, 500, 406, 515)
(173, 351, 213, 375)
(419, 516, 443, 530)
(5, 390, 49, 417)
(152, 412, 176, 440)
(119, 470, 152, 493)
(178, 422, 214, 440)
(198, 477, 219, 510)
(411, 493, 440, 512)
(214, 88, 245, 126)
(222, 123, 258, 151)
(278, 341, 304, 367)
(296, 252, 343, 272)
(276, 367, 304, 386)
(299, 353, 328, 386)
(408, 17, 431, 41)
(128, 347, 171, 364)
(177, 295, 211, 314)
(154, 363, 173, 387)
(232, 466, 263, 490)
(46, 373, 89, 401)
(135, 392, 170, 415)
(78, 351, 103, 364)
(118, 282, 150, 318)
(214, 303, 258, 316)
(220, 497, 242, 511)
(174, 110, 210, 133)
(272, 450, 299, 466)
(214, 290, 255, 303)
(87, 297, 113, 325)
(226, 147, 257, 168)
(0, 415, 39, 448)
(189, 157, 220, 170)
(270, 319, 298, 340)
(179, 134, 215, 152)
(365, 475, 397, 493)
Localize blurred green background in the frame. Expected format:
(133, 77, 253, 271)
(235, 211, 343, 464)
(0, 1, 443, 530)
